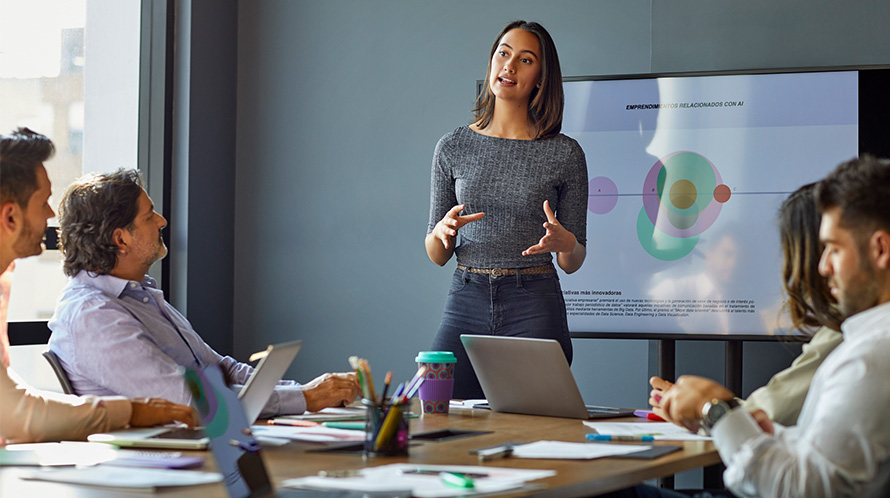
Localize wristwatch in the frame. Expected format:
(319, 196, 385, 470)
(700, 398, 740, 434)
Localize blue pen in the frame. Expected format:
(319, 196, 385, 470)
(586, 434, 654, 442)
(390, 382, 406, 403)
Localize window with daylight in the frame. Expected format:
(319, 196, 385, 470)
(0, 0, 141, 325)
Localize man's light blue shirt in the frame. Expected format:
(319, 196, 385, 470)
(48, 271, 306, 417)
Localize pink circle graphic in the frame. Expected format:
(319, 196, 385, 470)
(588, 176, 619, 214)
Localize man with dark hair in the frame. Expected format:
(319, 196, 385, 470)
(0, 128, 196, 444)
(48, 168, 360, 416)
(645, 155, 890, 497)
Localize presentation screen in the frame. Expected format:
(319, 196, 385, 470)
(560, 68, 887, 339)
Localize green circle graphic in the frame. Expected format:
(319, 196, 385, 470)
(636, 207, 699, 261)
(657, 153, 718, 216)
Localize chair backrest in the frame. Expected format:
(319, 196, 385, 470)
(7, 343, 64, 393)
(42, 350, 76, 395)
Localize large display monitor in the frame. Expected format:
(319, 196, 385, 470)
(560, 67, 890, 340)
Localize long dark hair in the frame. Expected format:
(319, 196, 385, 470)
(779, 183, 843, 333)
(58, 169, 144, 277)
(472, 20, 564, 139)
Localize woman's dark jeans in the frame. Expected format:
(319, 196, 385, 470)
(431, 267, 573, 399)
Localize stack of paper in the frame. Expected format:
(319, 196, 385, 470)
(251, 425, 365, 443)
(510, 441, 651, 459)
(583, 421, 711, 441)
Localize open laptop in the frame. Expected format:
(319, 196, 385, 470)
(188, 363, 390, 498)
(87, 340, 302, 449)
(461, 335, 636, 420)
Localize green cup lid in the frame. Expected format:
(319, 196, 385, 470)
(415, 351, 456, 363)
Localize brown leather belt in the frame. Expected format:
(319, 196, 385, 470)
(456, 263, 556, 279)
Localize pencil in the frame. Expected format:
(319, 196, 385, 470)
(380, 371, 393, 405)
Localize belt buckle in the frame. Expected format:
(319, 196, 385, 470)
(490, 268, 505, 279)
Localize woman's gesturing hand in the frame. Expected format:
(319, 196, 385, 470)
(523, 200, 576, 255)
(433, 204, 485, 250)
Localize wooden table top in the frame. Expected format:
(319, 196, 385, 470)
(0, 404, 720, 497)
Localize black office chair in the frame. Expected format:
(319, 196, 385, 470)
(42, 350, 76, 395)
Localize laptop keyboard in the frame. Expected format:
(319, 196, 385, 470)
(150, 428, 207, 440)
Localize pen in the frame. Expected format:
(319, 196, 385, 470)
(390, 382, 405, 402)
(586, 434, 655, 442)
(360, 359, 377, 402)
(355, 366, 368, 399)
(403, 366, 428, 400)
(439, 472, 475, 488)
(477, 445, 513, 461)
(268, 418, 319, 427)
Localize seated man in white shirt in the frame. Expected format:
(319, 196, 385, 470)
(48, 169, 360, 418)
(619, 155, 890, 497)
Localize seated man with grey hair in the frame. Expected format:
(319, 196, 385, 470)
(48, 168, 360, 417)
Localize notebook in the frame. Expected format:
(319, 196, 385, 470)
(460, 335, 636, 420)
(87, 340, 302, 449)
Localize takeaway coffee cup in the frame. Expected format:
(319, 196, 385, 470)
(415, 351, 457, 414)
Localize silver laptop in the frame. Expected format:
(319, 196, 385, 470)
(88, 340, 302, 449)
(461, 335, 636, 420)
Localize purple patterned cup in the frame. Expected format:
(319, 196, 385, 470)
(415, 351, 457, 414)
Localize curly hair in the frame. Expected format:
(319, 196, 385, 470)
(57, 169, 144, 277)
(0, 127, 55, 207)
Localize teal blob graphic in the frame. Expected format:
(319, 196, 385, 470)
(636, 207, 699, 261)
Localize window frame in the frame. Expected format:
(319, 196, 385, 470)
(7, 0, 174, 346)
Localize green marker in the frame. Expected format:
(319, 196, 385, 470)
(440, 471, 474, 488)
(322, 421, 365, 430)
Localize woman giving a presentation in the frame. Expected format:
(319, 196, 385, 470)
(425, 20, 589, 398)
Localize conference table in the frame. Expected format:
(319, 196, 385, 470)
(0, 403, 721, 497)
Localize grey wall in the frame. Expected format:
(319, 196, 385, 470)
(214, 1, 890, 411)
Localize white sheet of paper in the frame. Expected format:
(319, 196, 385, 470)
(583, 421, 712, 441)
(449, 399, 487, 409)
(1, 442, 118, 467)
(17, 465, 222, 489)
(510, 440, 650, 459)
(281, 462, 555, 498)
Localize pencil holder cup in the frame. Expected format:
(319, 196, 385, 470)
(415, 351, 457, 414)
(363, 398, 410, 457)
